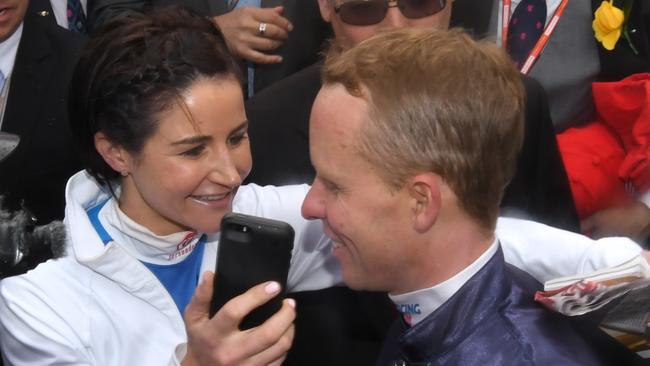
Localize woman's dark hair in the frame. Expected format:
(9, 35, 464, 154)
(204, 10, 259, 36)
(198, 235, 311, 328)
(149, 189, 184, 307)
(68, 6, 241, 191)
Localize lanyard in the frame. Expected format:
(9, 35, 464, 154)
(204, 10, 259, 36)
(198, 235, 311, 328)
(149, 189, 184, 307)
(502, 0, 570, 75)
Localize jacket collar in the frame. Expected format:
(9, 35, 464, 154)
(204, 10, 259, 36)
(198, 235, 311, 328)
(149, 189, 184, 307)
(398, 246, 511, 361)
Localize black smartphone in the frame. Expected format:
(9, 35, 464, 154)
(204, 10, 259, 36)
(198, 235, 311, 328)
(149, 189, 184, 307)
(210, 213, 294, 329)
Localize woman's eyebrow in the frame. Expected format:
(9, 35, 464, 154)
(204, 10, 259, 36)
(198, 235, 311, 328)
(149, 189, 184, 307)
(230, 120, 249, 134)
(171, 135, 212, 146)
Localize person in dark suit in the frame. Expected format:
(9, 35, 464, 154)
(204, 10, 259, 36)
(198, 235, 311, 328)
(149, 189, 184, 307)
(88, 0, 331, 94)
(0, 0, 85, 225)
(245, 0, 580, 233)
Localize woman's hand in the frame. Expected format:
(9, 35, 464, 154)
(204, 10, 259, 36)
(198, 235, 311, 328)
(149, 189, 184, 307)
(183, 272, 296, 366)
(212, 6, 293, 64)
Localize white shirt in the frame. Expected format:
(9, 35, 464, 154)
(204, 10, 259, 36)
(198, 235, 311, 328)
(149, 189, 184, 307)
(390, 239, 499, 326)
(50, 0, 87, 30)
(0, 22, 22, 129)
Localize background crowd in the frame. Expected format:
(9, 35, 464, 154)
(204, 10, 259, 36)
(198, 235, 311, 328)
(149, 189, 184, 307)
(0, 0, 649, 365)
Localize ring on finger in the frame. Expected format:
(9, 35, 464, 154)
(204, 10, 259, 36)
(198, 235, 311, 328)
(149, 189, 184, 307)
(258, 22, 267, 36)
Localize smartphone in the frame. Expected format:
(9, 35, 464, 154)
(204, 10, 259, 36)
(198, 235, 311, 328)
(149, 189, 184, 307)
(210, 213, 294, 329)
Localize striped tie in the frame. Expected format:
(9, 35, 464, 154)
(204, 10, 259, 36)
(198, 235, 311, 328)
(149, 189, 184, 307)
(67, 0, 87, 33)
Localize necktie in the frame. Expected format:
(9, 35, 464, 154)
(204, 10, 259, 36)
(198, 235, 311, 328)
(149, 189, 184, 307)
(0, 70, 5, 93)
(507, 0, 547, 69)
(67, 0, 87, 34)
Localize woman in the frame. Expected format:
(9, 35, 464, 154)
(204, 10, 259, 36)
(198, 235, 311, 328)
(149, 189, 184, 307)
(0, 7, 644, 366)
(0, 8, 338, 365)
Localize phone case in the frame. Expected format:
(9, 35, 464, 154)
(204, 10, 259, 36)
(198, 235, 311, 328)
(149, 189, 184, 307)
(210, 213, 294, 329)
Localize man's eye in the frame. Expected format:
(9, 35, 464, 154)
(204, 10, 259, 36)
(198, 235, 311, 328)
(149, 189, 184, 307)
(180, 145, 205, 157)
(325, 181, 341, 194)
(228, 132, 248, 147)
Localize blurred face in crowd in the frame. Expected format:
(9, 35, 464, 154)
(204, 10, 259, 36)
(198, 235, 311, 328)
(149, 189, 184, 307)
(317, 0, 452, 48)
(302, 84, 423, 293)
(105, 78, 252, 235)
(0, 0, 28, 42)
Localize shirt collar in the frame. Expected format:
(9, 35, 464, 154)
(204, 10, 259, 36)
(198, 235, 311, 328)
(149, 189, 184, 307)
(389, 238, 499, 326)
(96, 197, 203, 265)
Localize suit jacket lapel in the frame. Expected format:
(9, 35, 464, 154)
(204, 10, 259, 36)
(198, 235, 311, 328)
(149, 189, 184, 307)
(3, 16, 54, 137)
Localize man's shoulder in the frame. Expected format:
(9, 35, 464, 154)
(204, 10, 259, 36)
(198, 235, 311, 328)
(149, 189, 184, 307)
(489, 265, 607, 365)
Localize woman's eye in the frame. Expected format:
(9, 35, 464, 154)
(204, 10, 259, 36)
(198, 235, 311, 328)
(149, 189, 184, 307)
(228, 132, 248, 147)
(180, 145, 205, 157)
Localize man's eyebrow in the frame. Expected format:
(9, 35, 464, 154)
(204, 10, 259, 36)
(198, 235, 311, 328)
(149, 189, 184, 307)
(319, 174, 340, 189)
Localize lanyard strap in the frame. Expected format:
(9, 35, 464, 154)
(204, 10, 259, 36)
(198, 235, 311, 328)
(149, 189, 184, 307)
(502, 0, 570, 75)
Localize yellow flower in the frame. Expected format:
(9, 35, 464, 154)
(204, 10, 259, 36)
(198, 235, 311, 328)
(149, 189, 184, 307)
(593, 0, 625, 50)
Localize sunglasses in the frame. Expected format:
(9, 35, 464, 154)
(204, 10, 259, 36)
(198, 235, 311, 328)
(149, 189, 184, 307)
(334, 0, 447, 26)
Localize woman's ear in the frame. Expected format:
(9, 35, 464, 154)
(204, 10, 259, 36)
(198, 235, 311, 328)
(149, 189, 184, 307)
(94, 132, 132, 175)
(408, 173, 442, 233)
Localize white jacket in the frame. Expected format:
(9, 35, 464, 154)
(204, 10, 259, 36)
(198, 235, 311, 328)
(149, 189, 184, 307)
(0, 171, 340, 365)
(0, 171, 643, 365)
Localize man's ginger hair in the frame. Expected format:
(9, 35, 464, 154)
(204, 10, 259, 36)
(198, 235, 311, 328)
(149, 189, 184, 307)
(322, 28, 525, 230)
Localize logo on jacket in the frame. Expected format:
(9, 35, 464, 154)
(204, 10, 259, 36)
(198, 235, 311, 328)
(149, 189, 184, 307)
(396, 303, 421, 326)
(168, 232, 197, 260)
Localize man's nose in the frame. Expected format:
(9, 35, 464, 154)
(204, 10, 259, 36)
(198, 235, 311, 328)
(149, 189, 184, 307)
(301, 180, 326, 220)
(383, 2, 408, 28)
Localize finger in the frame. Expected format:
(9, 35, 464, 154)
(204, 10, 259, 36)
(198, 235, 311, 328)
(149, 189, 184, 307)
(184, 271, 215, 325)
(248, 35, 284, 52)
(243, 300, 296, 365)
(244, 323, 295, 366)
(212, 281, 283, 332)
(240, 48, 283, 64)
(243, 299, 296, 355)
(257, 22, 290, 41)
(254, 7, 293, 31)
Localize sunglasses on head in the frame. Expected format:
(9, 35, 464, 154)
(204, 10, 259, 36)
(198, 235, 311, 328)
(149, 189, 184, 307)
(334, 0, 447, 26)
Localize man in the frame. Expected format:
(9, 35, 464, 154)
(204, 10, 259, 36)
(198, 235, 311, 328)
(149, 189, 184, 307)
(245, 0, 580, 233)
(301, 27, 605, 365)
(0, 0, 84, 224)
(88, 0, 331, 94)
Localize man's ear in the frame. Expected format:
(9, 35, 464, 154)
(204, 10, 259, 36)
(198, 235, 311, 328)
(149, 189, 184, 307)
(317, 0, 334, 22)
(94, 132, 132, 175)
(408, 173, 441, 233)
